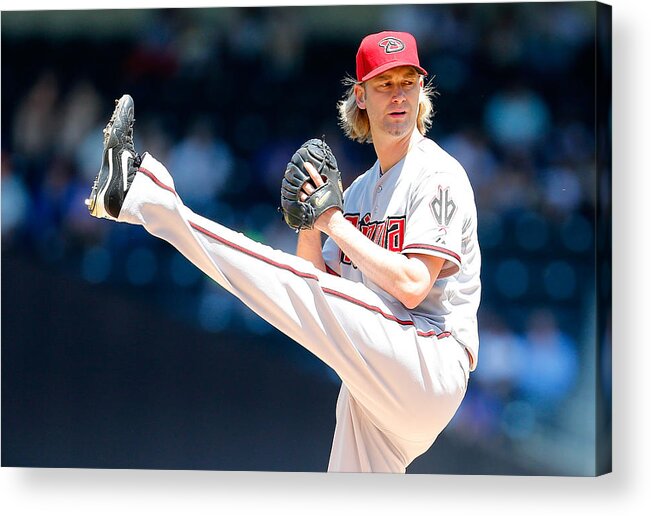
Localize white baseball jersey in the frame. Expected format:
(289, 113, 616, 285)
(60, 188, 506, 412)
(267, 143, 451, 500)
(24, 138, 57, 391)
(117, 148, 473, 473)
(322, 137, 481, 370)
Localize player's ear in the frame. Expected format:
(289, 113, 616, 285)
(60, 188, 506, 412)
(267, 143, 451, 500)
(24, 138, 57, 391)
(354, 84, 366, 110)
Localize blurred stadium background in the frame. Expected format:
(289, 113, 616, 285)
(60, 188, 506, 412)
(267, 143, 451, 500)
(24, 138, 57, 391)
(1, 3, 611, 475)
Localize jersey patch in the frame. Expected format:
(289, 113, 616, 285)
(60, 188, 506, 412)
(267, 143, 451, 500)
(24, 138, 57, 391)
(430, 186, 457, 227)
(434, 227, 448, 246)
(340, 213, 406, 268)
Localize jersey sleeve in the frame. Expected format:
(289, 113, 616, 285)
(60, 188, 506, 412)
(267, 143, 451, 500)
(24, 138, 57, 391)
(402, 170, 465, 278)
(322, 236, 342, 276)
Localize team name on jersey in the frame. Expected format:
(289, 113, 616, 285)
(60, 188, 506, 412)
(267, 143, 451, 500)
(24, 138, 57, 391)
(340, 213, 406, 267)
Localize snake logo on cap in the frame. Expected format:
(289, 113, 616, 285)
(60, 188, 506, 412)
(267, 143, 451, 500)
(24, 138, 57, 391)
(378, 37, 405, 54)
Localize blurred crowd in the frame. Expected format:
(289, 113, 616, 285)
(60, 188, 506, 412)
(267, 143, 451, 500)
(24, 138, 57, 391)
(1, 3, 609, 473)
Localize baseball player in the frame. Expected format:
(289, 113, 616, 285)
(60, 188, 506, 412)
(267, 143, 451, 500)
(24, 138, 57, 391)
(86, 30, 481, 473)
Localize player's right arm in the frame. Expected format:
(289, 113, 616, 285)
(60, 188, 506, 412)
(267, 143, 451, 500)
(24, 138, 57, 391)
(297, 228, 326, 272)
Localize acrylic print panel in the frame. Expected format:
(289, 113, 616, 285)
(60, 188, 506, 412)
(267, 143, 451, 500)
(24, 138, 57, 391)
(1, 1, 611, 475)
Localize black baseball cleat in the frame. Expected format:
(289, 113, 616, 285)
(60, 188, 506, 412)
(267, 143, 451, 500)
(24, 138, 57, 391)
(85, 94, 141, 220)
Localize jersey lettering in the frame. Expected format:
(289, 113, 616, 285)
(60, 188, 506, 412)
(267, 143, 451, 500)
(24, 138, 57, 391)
(430, 185, 457, 227)
(340, 213, 406, 267)
(386, 217, 406, 252)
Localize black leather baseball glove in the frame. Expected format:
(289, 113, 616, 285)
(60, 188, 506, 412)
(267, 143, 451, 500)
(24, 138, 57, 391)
(280, 138, 343, 231)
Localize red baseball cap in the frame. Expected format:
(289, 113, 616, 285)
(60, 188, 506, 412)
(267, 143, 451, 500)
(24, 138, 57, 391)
(356, 31, 428, 82)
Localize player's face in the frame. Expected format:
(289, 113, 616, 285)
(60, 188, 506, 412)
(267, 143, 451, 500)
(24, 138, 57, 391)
(356, 66, 422, 140)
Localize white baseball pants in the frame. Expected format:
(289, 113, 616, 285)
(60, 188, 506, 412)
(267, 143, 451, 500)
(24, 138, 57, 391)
(118, 153, 470, 473)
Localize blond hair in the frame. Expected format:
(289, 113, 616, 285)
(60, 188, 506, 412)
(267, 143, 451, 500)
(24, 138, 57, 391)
(337, 74, 437, 144)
